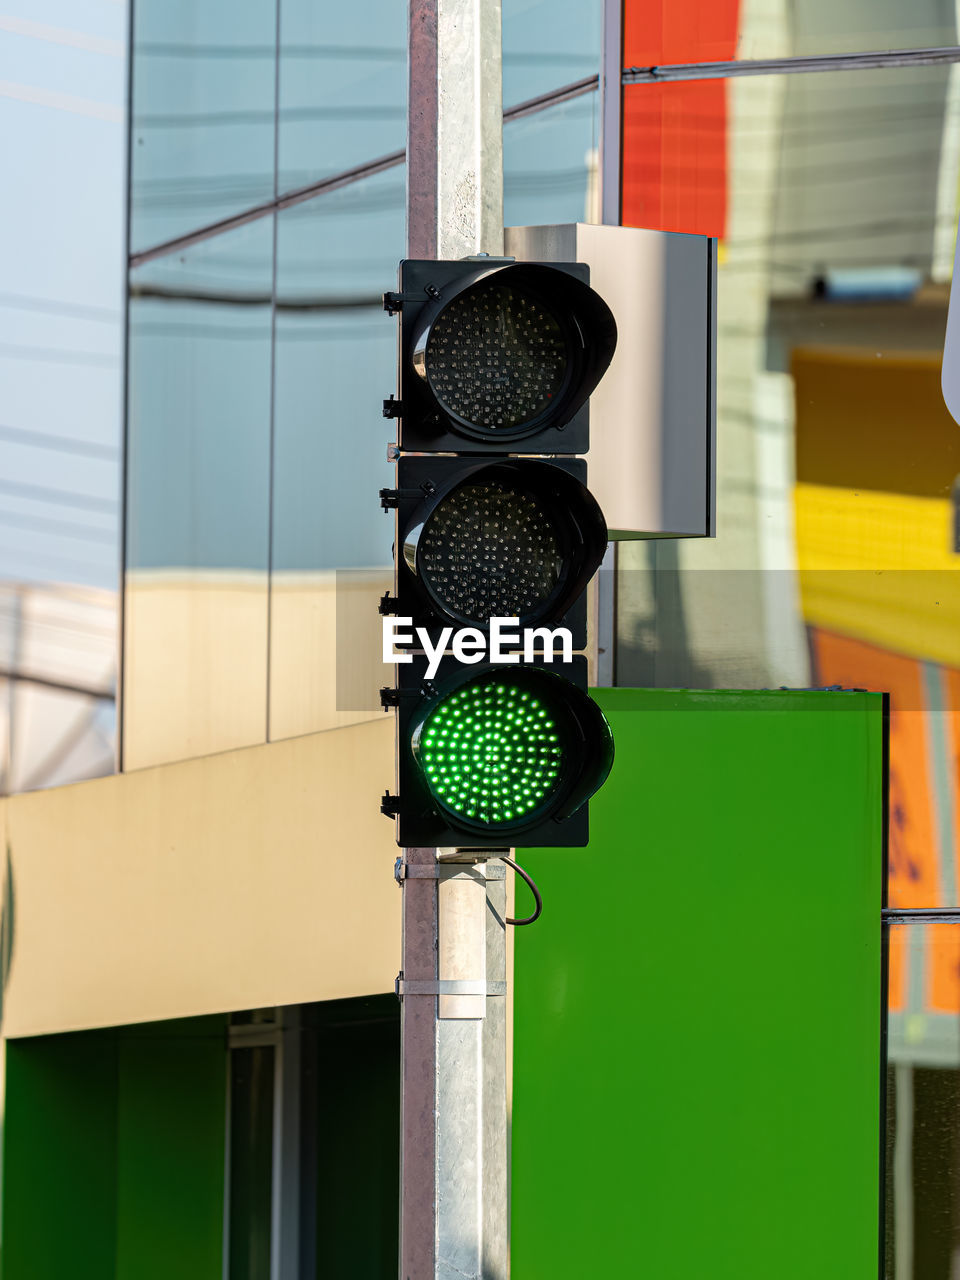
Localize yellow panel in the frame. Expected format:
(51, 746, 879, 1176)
(122, 572, 269, 771)
(1, 717, 398, 1037)
(795, 482, 960, 665)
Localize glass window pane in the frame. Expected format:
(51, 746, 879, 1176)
(269, 171, 402, 740)
(125, 218, 273, 768)
(302, 997, 400, 1279)
(502, 0, 601, 108)
(623, 0, 959, 65)
(504, 91, 600, 227)
(615, 65, 960, 910)
(277, 0, 406, 197)
(0, 7, 124, 793)
(228, 1045, 275, 1280)
(131, 0, 277, 253)
(887, 921, 960, 1278)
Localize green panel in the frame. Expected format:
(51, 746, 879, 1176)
(2, 1015, 227, 1280)
(116, 1018, 227, 1280)
(512, 689, 883, 1279)
(2, 1032, 118, 1280)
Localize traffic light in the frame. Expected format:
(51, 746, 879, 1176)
(386, 260, 616, 454)
(392, 657, 613, 848)
(381, 257, 617, 849)
(388, 455, 607, 645)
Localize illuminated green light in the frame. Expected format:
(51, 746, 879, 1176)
(418, 677, 565, 827)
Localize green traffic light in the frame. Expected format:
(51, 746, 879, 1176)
(419, 680, 563, 827)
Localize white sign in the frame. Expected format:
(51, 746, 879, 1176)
(943, 217, 960, 426)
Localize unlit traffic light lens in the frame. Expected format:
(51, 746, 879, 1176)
(417, 678, 564, 827)
(418, 480, 563, 624)
(424, 283, 568, 431)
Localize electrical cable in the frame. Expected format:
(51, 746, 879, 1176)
(501, 855, 542, 927)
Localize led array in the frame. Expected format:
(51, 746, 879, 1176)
(426, 284, 567, 430)
(419, 681, 563, 826)
(419, 480, 562, 623)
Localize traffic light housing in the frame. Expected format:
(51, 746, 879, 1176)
(382, 256, 617, 849)
(389, 454, 607, 647)
(391, 656, 613, 848)
(387, 259, 616, 454)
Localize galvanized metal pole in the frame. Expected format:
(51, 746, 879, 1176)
(407, 0, 504, 260)
(402, 3, 507, 1278)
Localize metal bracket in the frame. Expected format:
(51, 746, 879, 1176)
(382, 284, 442, 315)
(378, 593, 400, 617)
(380, 480, 437, 511)
(383, 395, 402, 419)
(395, 862, 506, 882)
(395, 975, 506, 998)
(380, 790, 400, 818)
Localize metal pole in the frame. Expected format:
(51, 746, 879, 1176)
(401, 3, 507, 1277)
(599, 0, 623, 227)
(407, 0, 504, 260)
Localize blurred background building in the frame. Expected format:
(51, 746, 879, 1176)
(1, 0, 959, 1275)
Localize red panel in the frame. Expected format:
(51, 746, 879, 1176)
(621, 81, 729, 237)
(620, 0, 740, 238)
(623, 0, 741, 66)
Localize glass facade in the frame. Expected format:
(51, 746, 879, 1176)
(502, 0, 602, 107)
(0, 0, 126, 796)
(504, 92, 600, 226)
(622, 0, 959, 66)
(125, 0, 611, 768)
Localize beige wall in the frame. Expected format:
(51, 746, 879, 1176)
(123, 570, 390, 772)
(0, 717, 398, 1038)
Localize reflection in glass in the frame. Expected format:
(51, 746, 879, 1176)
(0, 583, 116, 795)
(131, 0, 277, 252)
(269, 173, 401, 741)
(615, 66, 960, 909)
(622, 0, 959, 65)
(502, 0, 601, 108)
(504, 92, 600, 228)
(278, 0, 405, 196)
(125, 219, 273, 769)
(0, 12, 123, 791)
(887, 922, 960, 1278)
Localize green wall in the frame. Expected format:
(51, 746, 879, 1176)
(512, 689, 884, 1279)
(2, 1017, 227, 1280)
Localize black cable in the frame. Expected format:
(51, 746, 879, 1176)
(501, 856, 543, 927)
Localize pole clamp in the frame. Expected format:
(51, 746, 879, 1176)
(395, 975, 506, 999)
(394, 862, 506, 882)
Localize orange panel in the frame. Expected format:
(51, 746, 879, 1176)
(887, 926, 906, 1013)
(929, 923, 960, 1014)
(811, 629, 936, 911)
(913, 664, 959, 1012)
(941, 665, 960, 948)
